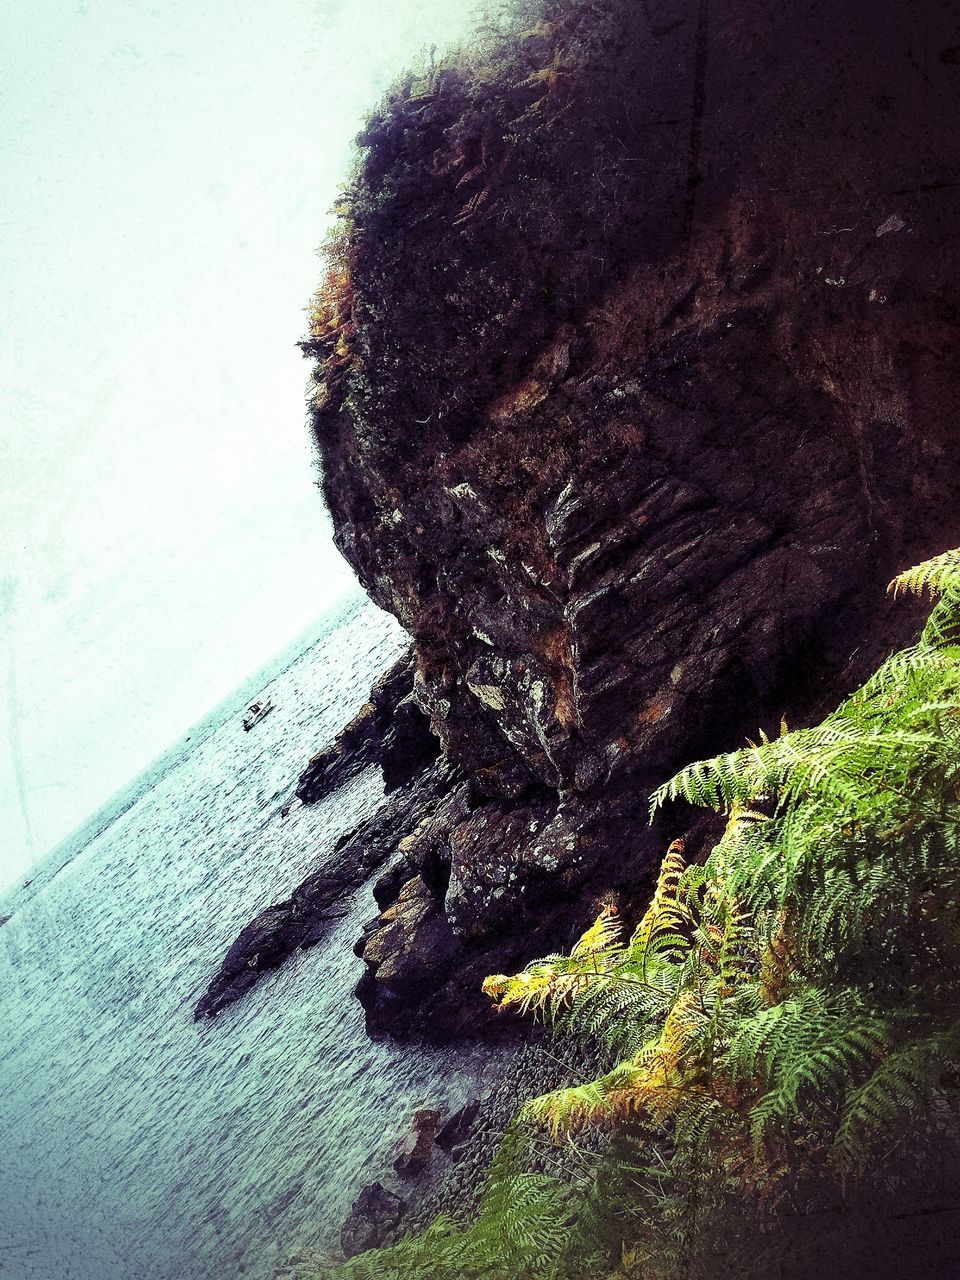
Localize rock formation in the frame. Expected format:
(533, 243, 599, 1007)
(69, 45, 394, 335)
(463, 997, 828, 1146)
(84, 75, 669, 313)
(295, 650, 439, 804)
(340, 1182, 406, 1258)
(393, 1108, 442, 1178)
(201, 0, 960, 1037)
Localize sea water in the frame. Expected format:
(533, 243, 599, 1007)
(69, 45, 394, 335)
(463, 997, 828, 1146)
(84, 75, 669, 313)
(0, 594, 497, 1279)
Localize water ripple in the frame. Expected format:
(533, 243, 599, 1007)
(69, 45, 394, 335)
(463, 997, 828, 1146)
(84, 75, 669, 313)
(0, 599, 498, 1279)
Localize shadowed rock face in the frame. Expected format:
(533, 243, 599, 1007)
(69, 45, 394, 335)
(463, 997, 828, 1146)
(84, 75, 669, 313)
(206, 0, 960, 1038)
(341, 238, 960, 1033)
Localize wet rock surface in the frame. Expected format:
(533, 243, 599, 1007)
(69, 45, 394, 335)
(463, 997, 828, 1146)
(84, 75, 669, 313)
(340, 1182, 406, 1258)
(435, 1099, 481, 1157)
(393, 1108, 442, 1178)
(295, 650, 439, 804)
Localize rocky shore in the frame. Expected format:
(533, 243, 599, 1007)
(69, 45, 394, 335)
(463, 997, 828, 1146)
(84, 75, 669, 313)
(194, 667, 450, 1022)
(187, 5, 960, 1276)
(336, 1033, 612, 1258)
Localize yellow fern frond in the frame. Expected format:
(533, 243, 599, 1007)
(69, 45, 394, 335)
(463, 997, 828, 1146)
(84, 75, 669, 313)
(482, 964, 587, 1016)
(524, 1054, 682, 1137)
(888, 547, 960, 599)
(631, 839, 687, 959)
(572, 904, 622, 957)
(482, 973, 510, 1000)
(524, 1076, 614, 1135)
(656, 989, 705, 1078)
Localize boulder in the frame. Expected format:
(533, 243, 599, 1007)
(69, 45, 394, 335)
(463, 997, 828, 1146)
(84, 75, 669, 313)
(435, 1100, 482, 1155)
(393, 1108, 442, 1178)
(359, 877, 459, 1002)
(340, 1182, 406, 1257)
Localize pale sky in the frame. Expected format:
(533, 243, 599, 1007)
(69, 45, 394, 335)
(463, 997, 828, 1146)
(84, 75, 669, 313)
(0, 0, 478, 889)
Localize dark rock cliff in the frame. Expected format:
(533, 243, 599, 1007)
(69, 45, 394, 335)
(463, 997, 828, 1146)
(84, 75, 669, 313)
(200, 0, 960, 1035)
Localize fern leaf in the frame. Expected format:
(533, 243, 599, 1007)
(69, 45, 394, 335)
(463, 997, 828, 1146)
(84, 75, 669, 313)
(889, 548, 960, 599)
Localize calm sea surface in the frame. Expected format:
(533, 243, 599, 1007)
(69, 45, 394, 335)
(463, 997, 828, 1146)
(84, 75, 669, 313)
(0, 596, 498, 1279)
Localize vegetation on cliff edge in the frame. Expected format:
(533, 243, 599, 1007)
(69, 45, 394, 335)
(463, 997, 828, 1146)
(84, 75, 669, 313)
(289, 547, 960, 1277)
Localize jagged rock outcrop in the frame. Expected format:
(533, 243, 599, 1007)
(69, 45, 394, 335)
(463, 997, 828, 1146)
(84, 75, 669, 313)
(340, 1182, 406, 1258)
(299, 0, 960, 1036)
(295, 650, 439, 804)
(194, 755, 458, 1021)
(195, 655, 445, 1021)
(203, 0, 960, 1039)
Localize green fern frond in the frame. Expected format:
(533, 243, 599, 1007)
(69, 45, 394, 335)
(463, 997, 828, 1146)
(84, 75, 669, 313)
(889, 548, 960, 599)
